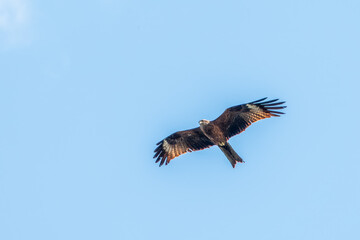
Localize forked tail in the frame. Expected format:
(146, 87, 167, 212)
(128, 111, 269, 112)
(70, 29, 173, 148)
(218, 142, 244, 168)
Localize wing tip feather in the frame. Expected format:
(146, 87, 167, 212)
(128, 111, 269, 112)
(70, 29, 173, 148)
(252, 98, 287, 116)
(250, 97, 267, 104)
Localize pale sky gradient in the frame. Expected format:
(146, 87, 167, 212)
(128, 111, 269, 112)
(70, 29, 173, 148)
(1, 1, 360, 240)
(0, 0, 32, 48)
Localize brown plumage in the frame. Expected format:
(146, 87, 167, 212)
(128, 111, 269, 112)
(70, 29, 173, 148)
(154, 98, 286, 167)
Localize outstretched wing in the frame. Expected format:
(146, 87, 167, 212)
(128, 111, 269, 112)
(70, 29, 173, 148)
(154, 127, 214, 167)
(212, 98, 286, 140)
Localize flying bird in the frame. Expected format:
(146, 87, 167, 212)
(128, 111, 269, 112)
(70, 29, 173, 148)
(154, 98, 286, 168)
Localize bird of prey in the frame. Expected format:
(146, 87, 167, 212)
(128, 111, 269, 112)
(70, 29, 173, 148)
(154, 98, 286, 168)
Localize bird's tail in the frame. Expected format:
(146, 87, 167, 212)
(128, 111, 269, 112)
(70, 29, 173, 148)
(218, 142, 244, 168)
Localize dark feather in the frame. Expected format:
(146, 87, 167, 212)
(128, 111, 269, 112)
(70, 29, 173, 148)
(250, 97, 268, 104)
(263, 101, 286, 106)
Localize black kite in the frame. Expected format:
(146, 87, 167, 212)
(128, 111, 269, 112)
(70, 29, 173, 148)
(154, 98, 286, 168)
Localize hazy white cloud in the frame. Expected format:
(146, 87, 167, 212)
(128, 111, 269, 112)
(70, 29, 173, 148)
(0, 0, 31, 46)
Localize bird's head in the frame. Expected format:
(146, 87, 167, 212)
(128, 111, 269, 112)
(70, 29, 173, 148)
(198, 119, 210, 126)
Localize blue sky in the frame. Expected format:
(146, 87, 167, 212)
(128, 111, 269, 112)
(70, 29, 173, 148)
(1, 0, 360, 239)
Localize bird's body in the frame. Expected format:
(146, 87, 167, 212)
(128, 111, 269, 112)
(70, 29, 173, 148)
(199, 120, 226, 146)
(154, 98, 286, 168)
(198, 119, 243, 167)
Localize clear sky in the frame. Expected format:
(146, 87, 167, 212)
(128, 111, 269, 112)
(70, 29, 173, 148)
(1, 0, 360, 239)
